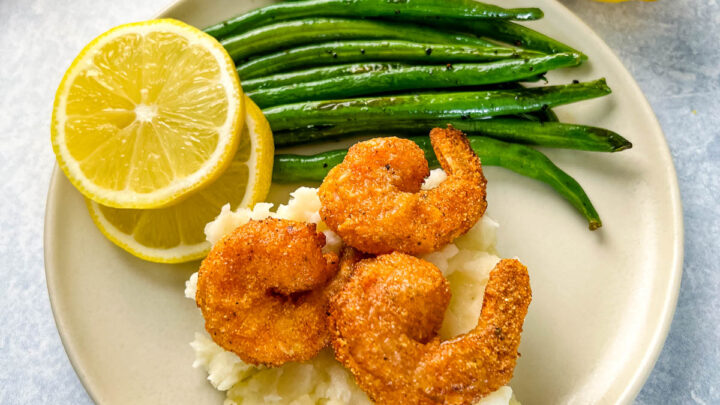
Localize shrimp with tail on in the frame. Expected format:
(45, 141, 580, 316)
(319, 126, 487, 255)
(329, 250, 531, 405)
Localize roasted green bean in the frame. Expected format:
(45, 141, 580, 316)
(248, 53, 582, 107)
(222, 18, 495, 62)
(236, 40, 538, 79)
(272, 118, 630, 152)
(205, 0, 543, 39)
(263, 79, 611, 131)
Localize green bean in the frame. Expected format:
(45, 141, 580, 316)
(491, 82, 559, 122)
(273, 136, 601, 229)
(273, 118, 630, 152)
(222, 18, 496, 62)
(205, 0, 543, 39)
(273, 149, 349, 184)
(248, 53, 582, 108)
(477, 120, 630, 151)
(428, 119, 628, 151)
(424, 19, 585, 59)
(242, 63, 411, 92)
(237, 40, 538, 79)
(263, 79, 611, 131)
(270, 116, 541, 145)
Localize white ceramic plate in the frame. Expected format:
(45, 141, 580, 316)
(45, 1, 683, 404)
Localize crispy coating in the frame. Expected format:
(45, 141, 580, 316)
(319, 126, 487, 255)
(329, 254, 531, 405)
(196, 218, 340, 367)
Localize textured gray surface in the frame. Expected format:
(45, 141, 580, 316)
(0, 0, 717, 404)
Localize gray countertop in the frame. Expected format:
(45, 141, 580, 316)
(0, 0, 717, 403)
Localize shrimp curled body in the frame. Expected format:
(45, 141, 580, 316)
(196, 218, 339, 367)
(319, 126, 487, 255)
(329, 252, 531, 405)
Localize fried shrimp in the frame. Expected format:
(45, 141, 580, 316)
(319, 126, 487, 255)
(329, 252, 531, 405)
(196, 218, 340, 367)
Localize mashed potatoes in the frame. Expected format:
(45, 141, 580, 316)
(186, 171, 521, 405)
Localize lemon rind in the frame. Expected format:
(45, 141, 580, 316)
(85, 198, 210, 263)
(240, 97, 274, 208)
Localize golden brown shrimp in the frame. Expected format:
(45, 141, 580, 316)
(319, 126, 487, 255)
(196, 218, 340, 367)
(329, 252, 531, 405)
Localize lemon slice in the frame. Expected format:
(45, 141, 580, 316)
(52, 19, 243, 209)
(86, 97, 273, 263)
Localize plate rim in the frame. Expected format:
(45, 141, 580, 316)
(44, 0, 685, 403)
(543, 2, 684, 402)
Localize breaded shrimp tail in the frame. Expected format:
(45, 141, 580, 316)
(415, 259, 532, 403)
(430, 125, 486, 188)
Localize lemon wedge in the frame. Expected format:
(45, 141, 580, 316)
(52, 19, 243, 209)
(86, 97, 273, 263)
